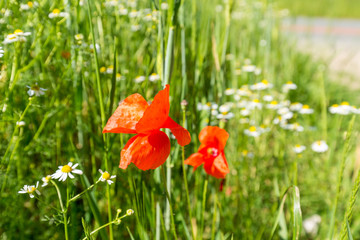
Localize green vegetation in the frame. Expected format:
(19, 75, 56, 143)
(275, 0, 360, 18)
(1, 0, 360, 239)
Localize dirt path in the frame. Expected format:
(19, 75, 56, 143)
(282, 17, 360, 88)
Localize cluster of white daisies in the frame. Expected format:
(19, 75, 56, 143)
(18, 162, 116, 199)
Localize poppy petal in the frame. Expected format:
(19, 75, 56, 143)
(184, 153, 204, 171)
(103, 94, 149, 134)
(136, 85, 170, 134)
(120, 131, 170, 170)
(203, 152, 229, 179)
(199, 126, 229, 150)
(161, 117, 191, 146)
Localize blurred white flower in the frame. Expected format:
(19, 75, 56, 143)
(41, 175, 52, 187)
(311, 141, 328, 153)
(26, 83, 46, 97)
(299, 105, 314, 114)
(293, 144, 306, 154)
(18, 182, 41, 198)
(149, 73, 160, 82)
(289, 102, 303, 112)
(303, 214, 321, 237)
(250, 80, 273, 91)
(244, 126, 261, 137)
(225, 88, 235, 95)
(134, 75, 146, 83)
(282, 81, 297, 92)
(48, 9, 69, 18)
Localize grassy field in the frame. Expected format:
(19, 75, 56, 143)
(1, 0, 360, 239)
(276, 0, 360, 18)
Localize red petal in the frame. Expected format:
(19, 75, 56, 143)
(184, 153, 204, 171)
(199, 126, 229, 150)
(161, 117, 191, 146)
(120, 131, 170, 170)
(136, 85, 170, 134)
(203, 152, 229, 179)
(103, 94, 149, 134)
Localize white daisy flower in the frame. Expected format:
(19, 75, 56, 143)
(224, 88, 236, 95)
(130, 24, 141, 32)
(311, 140, 328, 153)
(285, 122, 304, 132)
(26, 83, 46, 97)
(263, 95, 274, 102)
(116, 73, 125, 81)
(254, 67, 262, 75)
(16, 121, 26, 126)
(48, 9, 69, 18)
(236, 86, 252, 96)
(293, 144, 306, 154)
(303, 214, 321, 237)
(98, 169, 116, 185)
(106, 65, 114, 74)
(234, 68, 242, 75)
(3, 29, 31, 44)
(161, 2, 169, 10)
(248, 99, 262, 110)
(244, 126, 261, 137)
(126, 209, 135, 215)
(89, 43, 100, 53)
(217, 112, 234, 120)
(299, 105, 314, 114)
(240, 108, 250, 116)
(277, 107, 293, 120)
(242, 64, 256, 73)
(266, 100, 280, 110)
(52, 162, 83, 182)
(20, 1, 37, 11)
(119, 7, 128, 15)
(149, 73, 160, 82)
(0, 47, 4, 58)
(250, 79, 273, 91)
(18, 182, 41, 198)
(282, 81, 297, 92)
(128, 10, 139, 18)
(143, 13, 153, 21)
(289, 102, 303, 112)
(134, 75, 146, 83)
(41, 175, 52, 187)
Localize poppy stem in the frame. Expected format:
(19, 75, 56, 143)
(160, 165, 178, 239)
(211, 191, 218, 240)
(199, 178, 208, 239)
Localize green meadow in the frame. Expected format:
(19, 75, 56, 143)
(1, 0, 360, 239)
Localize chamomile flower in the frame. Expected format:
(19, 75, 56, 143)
(277, 107, 293, 120)
(26, 83, 46, 97)
(244, 126, 261, 137)
(266, 100, 280, 110)
(303, 214, 321, 237)
(285, 122, 304, 132)
(161, 2, 169, 10)
(240, 108, 250, 116)
(16, 121, 26, 126)
(98, 169, 116, 185)
(289, 102, 303, 112)
(128, 10, 139, 18)
(126, 209, 135, 215)
(248, 99, 262, 110)
(134, 75, 146, 83)
(74, 34, 84, 44)
(282, 81, 297, 92)
(331, 102, 352, 115)
(299, 105, 314, 114)
(52, 162, 83, 181)
(311, 140, 328, 153)
(48, 8, 69, 18)
(3, 29, 31, 44)
(116, 73, 125, 81)
(18, 182, 41, 198)
(225, 88, 236, 95)
(106, 65, 114, 74)
(149, 73, 160, 82)
(263, 95, 274, 102)
(0, 47, 4, 58)
(119, 7, 128, 15)
(41, 175, 52, 187)
(20, 2, 37, 11)
(242, 64, 256, 72)
(293, 144, 306, 154)
(250, 79, 273, 91)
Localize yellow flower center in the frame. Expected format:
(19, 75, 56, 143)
(8, 35, 16, 40)
(222, 111, 228, 115)
(151, 73, 157, 76)
(260, 124, 265, 128)
(270, 100, 278, 105)
(28, 187, 36, 193)
(286, 81, 293, 84)
(102, 172, 111, 180)
(100, 67, 106, 73)
(341, 101, 349, 106)
(249, 126, 256, 132)
(253, 99, 260, 103)
(27, 1, 33, 7)
(261, 79, 268, 84)
(332, 104, 339, 107)
(206, 102, 211, 106)
(116, 73, 122, 78)
(242, 150, 248, 155)
(317, 141, 322, 145)
(52, 8, 60, 14)
(108, 65, 114, 70)
(14, 29, 23, 34)
(61, 165, 72, 173)
(295, 144, 301, 148)
(302, 105, 310, 109)
(31, 85, 40, 91)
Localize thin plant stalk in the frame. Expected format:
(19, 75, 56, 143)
(86, 1, 113, 238)
(211, 191, 218, 240)
(51, 180, 68, 240)
(199, 178, 208, 239)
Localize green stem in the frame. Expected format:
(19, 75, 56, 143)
(69, 180, 100, 203)
(199, 179, 208, 239)
(211, 191, 218, 240)
(51, 180, 68, 240)
(160, 165, 178, 239)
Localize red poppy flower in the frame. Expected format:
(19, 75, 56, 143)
(184, 126, 229, 178)
(103, 84, 191, 170)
